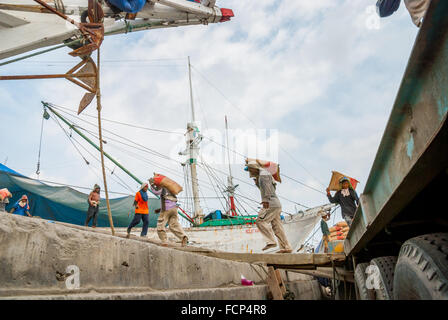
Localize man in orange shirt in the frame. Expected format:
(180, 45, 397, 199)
(127, 182, 150, 238)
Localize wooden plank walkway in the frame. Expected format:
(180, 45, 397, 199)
(55, 222, 347, 270)
(178, 248, 347, 269)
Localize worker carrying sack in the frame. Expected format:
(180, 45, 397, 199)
(0, 188, 12, 201)
(153, 173, 183, 196)
(245, 158, 281, 182)
(328, 171, 359, 191)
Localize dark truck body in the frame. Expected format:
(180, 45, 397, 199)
(344, 0, 448, 263)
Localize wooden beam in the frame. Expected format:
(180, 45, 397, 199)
(266, 267, 284, 300)
(185, 251, 346, 268)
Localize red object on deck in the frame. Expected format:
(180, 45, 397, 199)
(229, 195, 237, 216)
(220, 8, 234, 22)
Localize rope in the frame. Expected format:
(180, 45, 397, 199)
(49, 103, 326, 198)
(191, 64, 327, 189)
(50, 103, 183, 135)
(36, 110, 46, 176)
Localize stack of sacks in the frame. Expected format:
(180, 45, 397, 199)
(328, 221, 350, 241)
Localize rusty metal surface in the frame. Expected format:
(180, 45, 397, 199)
(0, 4, 53, 14)
(345, 0, 448, 255)
(32, 0, 104, 57)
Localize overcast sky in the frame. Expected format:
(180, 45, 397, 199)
(0, 0, 419, 243)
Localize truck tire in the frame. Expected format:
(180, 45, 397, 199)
(354, 263, 374, 300)
(370, 256, 397, 300)
(393, 233, 448, 300)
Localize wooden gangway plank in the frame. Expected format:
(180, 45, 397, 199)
(55, 222, 346, 269)
(177, 249, 347, 269)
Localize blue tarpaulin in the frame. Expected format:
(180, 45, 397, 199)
(0, 164, 160, 227)
(108, 0, 146, 14)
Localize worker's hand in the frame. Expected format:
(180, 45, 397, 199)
(262, 202, 269, 209)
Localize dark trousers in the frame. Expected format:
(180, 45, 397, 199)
(127, 213, 149, 236)
(85, 205, 99, 227)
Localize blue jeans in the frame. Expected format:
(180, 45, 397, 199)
(127, 213, 149, 236)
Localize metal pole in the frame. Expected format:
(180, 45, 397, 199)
(44, 104, 143, 184)
(225, 115, 236, 216)
(188, 56, 196, 122)
(187, 57, 203, 224)
(43, 102, 195, 225)
(0, 74, 96, 80)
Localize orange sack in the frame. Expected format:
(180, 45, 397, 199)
(0, 188, 12, 201)
(336, 221, 348, 228)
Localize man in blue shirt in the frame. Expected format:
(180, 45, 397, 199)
(10, 195, 32, 217)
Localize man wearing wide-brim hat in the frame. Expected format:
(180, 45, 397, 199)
(245, 159, 292, 253)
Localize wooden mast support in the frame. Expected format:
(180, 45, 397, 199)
(94, 9, 114, 235)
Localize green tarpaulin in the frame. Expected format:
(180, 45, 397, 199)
(0, 164, 160, 227)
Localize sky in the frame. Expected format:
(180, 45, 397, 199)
(0, 0, 419, 245)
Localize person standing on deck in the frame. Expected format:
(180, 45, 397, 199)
(127, 182, 150, 238)
(10, 195, 32, 217)
(326, 177, 359, 226)
(245, 160, 292, 253)
(85, 184, 101, 228)
(149, 178, 188, 247)
(320, 212, 331, 253)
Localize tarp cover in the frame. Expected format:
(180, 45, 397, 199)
(0, 164, 160, 227)
(108, 0, 147, 13)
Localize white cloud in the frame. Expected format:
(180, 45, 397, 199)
(1, 0, 419, 219)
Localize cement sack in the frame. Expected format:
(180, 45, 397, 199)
(153, 173, 183, 196)
(0, 188, 12, 201)
(328, 171, 359, 191)
(329, 226, 342, 232)
(246, 158, 281, 182)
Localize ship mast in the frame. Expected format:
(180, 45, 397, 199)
(225, 115, 237, 216)
(186, 56, 204, 224)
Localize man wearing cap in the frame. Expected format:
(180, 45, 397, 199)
(127, 182, 150, 238)
(10, 195, 32, 217)
(246, 160, 292, 253)
(85, 184, 101, 228)
(326, 177, 359, 226)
